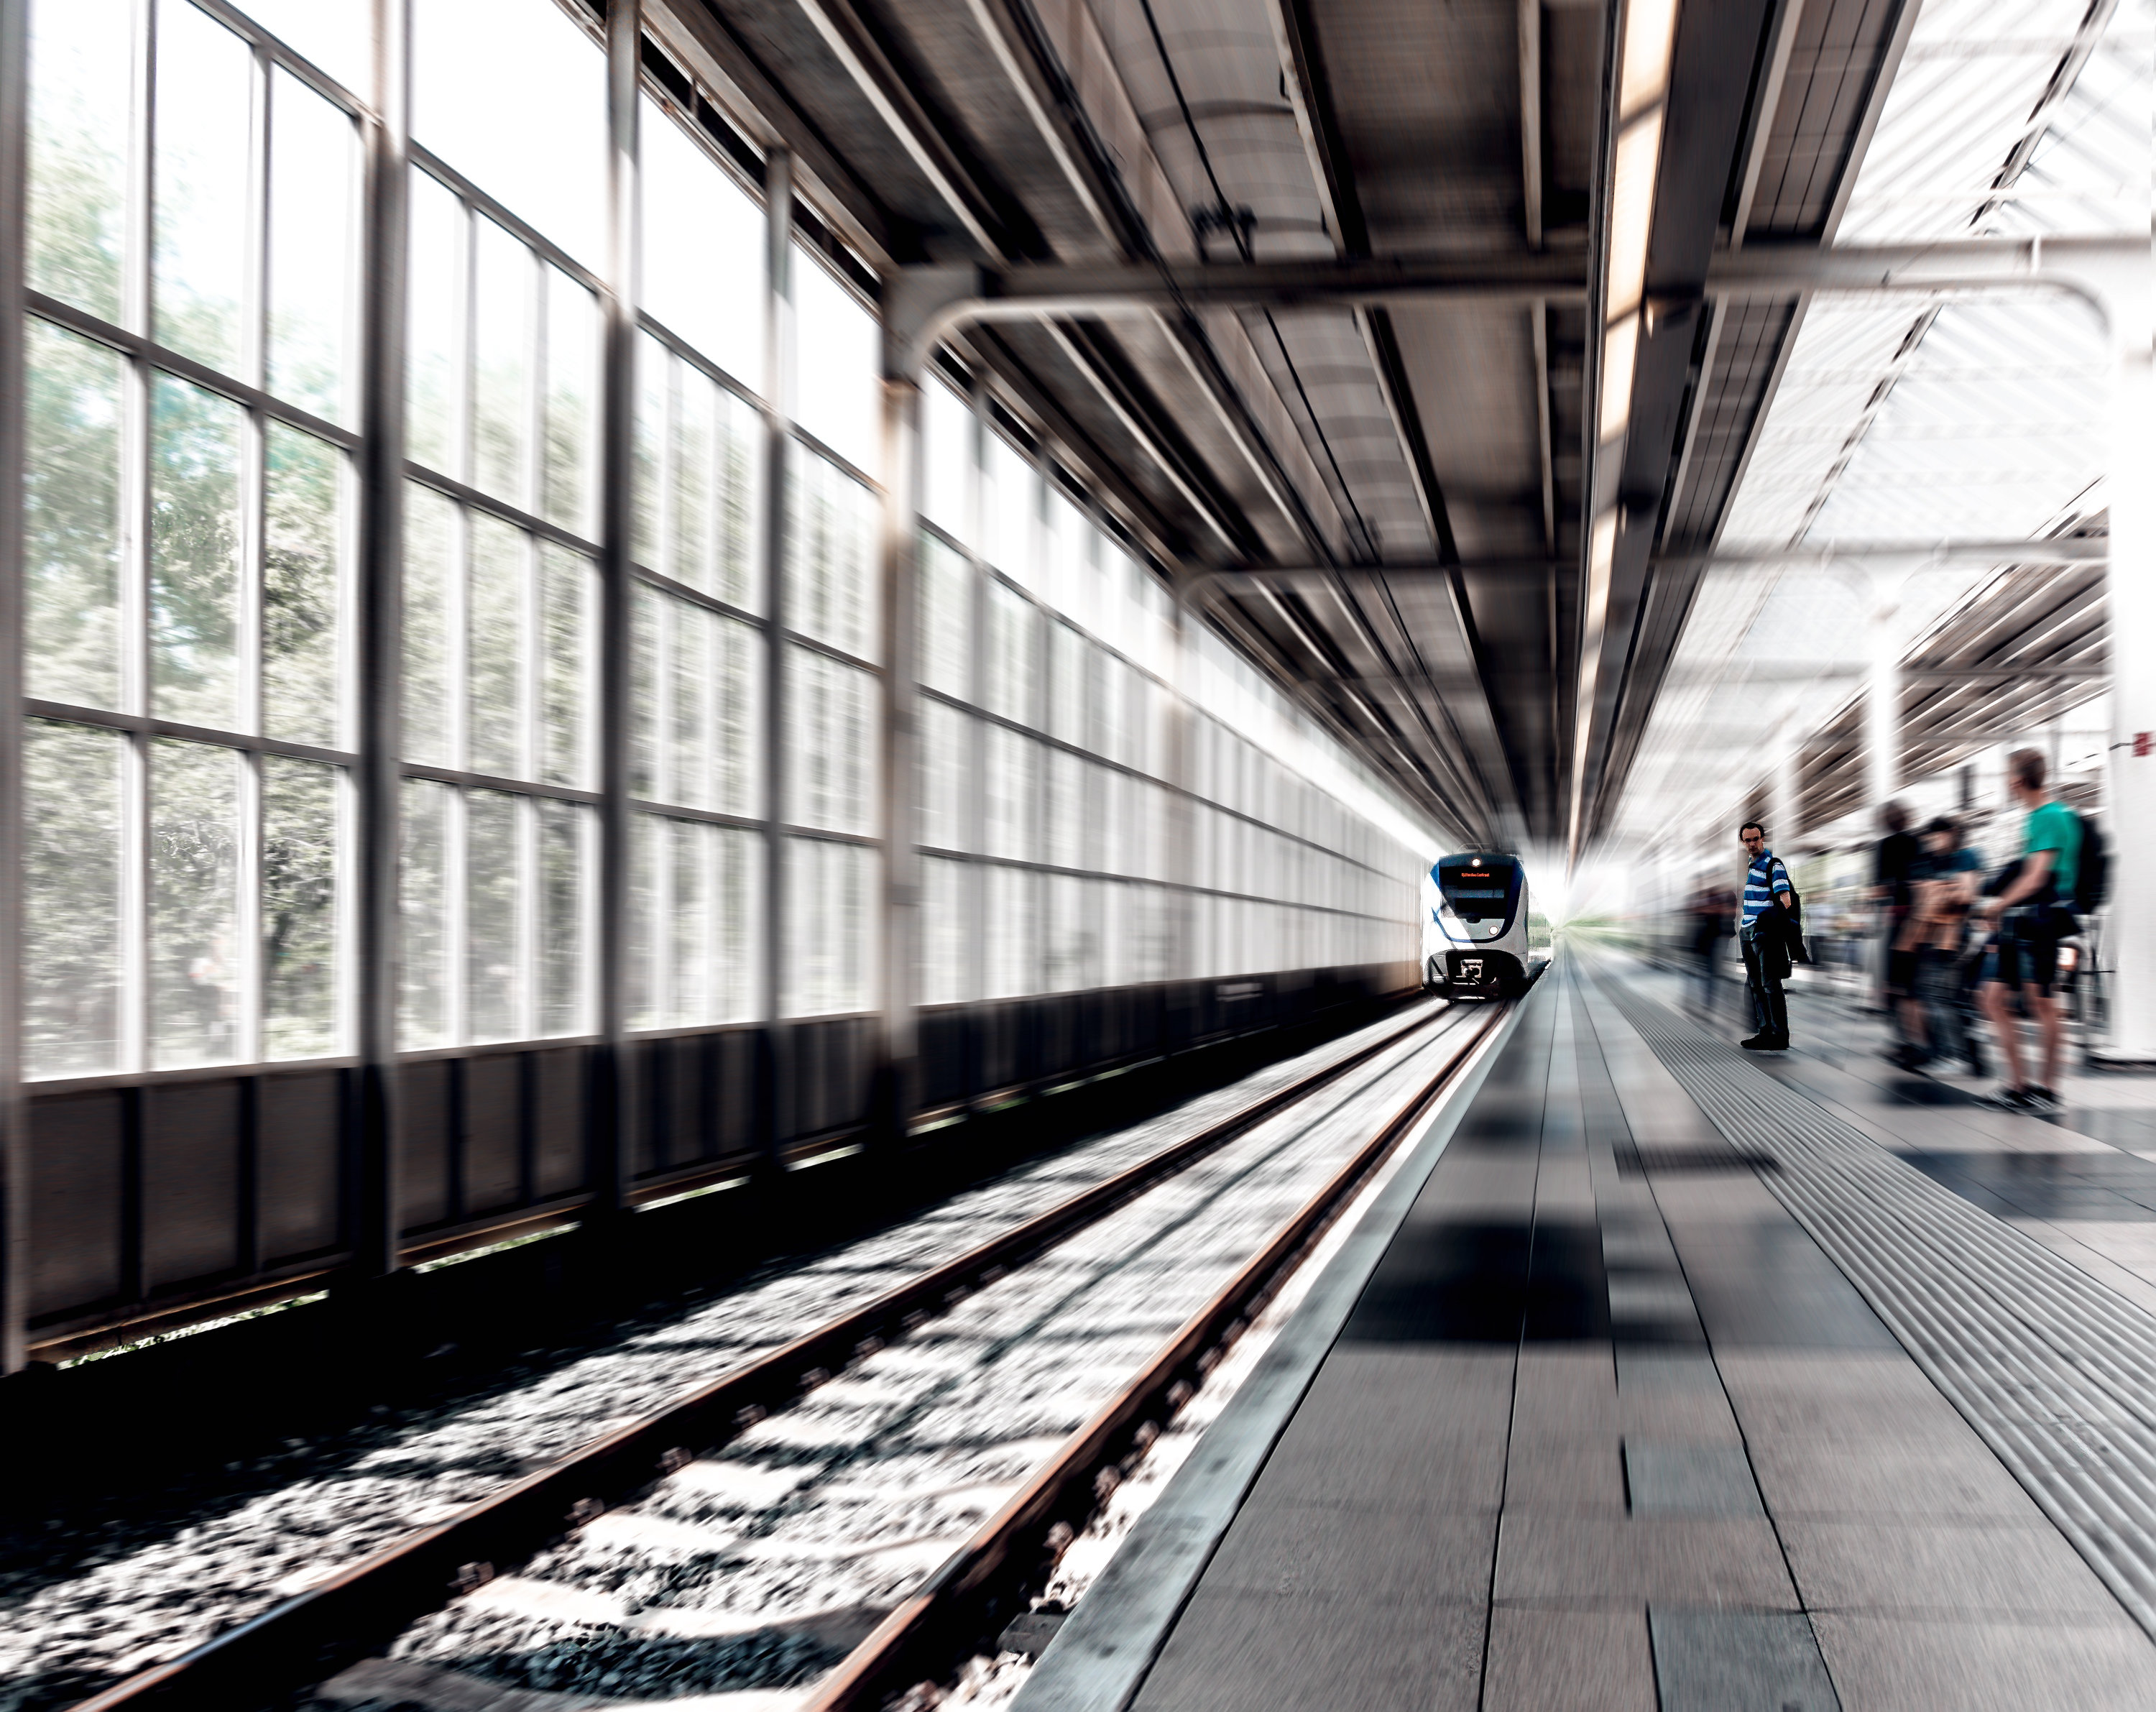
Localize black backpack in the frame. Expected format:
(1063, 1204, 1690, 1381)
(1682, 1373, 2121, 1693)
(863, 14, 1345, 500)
(1769, 862, 1811, 965)
(2073, 813, 2109, 914)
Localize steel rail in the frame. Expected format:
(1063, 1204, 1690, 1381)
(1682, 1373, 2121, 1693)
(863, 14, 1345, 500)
(65, 999, 1465, 1712)
(801, 999, 1511, 1711)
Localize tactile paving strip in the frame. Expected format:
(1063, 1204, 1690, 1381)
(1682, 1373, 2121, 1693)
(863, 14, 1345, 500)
(1598, 974, 2156, 1639)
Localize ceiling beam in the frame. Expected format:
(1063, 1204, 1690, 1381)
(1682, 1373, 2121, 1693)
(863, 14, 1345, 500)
(1188, 535, 2109, 597)
(886, 237, 2152, 374)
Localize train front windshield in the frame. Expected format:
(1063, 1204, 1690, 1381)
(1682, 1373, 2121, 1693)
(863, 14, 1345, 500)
(1434, 856, 1521, 924)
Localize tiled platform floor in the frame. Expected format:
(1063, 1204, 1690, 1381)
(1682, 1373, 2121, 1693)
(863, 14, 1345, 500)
(1112, 960, 2156, 1712)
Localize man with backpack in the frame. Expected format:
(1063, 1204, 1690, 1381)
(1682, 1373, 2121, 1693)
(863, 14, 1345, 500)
(1976, 748, 2090, 1110)
(1738, 819, 1797, 1050)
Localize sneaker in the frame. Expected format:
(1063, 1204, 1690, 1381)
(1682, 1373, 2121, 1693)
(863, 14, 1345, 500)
(1741, 1032, 1774, 1050)
(1993, 1086, 2037, 1112)
(2026, 1085, 2062, 1110)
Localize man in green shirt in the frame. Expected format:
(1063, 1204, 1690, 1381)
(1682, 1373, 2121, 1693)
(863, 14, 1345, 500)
(1976, 747, 2081, 1110)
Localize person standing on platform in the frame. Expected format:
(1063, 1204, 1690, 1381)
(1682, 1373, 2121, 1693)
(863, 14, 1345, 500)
(1686, 885, 1731, 1010)
(1872, 801, 1921, 1024)
(1895, 815, 1984, 1073)
(1738, 820, 1795, 1051)
(1976, 749, 2081, 1110)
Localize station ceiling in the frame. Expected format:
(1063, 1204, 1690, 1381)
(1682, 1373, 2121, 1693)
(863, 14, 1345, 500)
(648, 0, 2135, 859)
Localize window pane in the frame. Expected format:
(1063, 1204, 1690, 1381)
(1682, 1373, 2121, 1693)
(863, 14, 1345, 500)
(402, 482, 454, 765)
(918, 533, 970, 701)
(985, 434, 1034, 585)
(1049, 622, 1086, 746)
(471, 218, 532, 509)
(412, 0, 606, 267)
(1045, 746, 1079, 873)
(398, 777, 450, 1048)
(28, 0, 129, 319)
(150, 739, 241, 1068)
(982, 579, 1037, 727)
(151, 374, 244, 730)
(267, 69, 356, 423)
(406, 172, 464, 474)
(24, 720, 124, 1077)
(788, 646, 875, 837)
(632, 814, 758, 1029)
(785, 836, 873, 1017)
(919, 699, 968, 853)
(793, 247, 879, 475)
(465, 788, 521, 1041)
(539, 543, 594, 788)
(640, 94, 765, 390)
(985, 862, 1036, 999)
(786, 452, 876, 660)
(263, 423, 344, 746)
(235, 0, 368, 93)
(1046, 491, 1087, 623)
(656, 359, 760, 608)
(923, 378, 971, 546)
(466, 510, 526, 779)
(25, 319, 123, 709)
(154, 0, 253, 372)
(538, 797, 589, 1035)
(671, 599, 757, 814)
(633, 331, 664, 571)
(543, 267, 597, 535)
(263, 755, 341, 1058)
(983, 724, 1035, 862)
(920, 855, 967, 1006)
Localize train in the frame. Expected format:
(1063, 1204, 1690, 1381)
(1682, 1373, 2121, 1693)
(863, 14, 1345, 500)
(1422, 851, 1532, 1000)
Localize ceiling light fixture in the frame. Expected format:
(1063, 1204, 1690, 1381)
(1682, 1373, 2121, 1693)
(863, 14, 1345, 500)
(1605, 111, 1662, 323)
(1600, 316, 1639, 443)
(1620, 0, 1679, 119)
(1575, 0, 1680, 868)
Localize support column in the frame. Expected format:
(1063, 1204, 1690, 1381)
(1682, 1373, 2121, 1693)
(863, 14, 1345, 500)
(0, 0, 29, 1371)
(2104, 244, 2156, 1054)
(876, 359, 921, 1140)
(350, 0, 410, 1285)
(757, 155, 794, 1159)
(1769, 712, 1802, 859)
(591, 0, 640, 1215)
(1865, 579, 1899, 818)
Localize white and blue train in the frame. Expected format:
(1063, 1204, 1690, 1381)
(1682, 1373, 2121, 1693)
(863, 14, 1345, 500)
(1421, 852, 1531, 1000)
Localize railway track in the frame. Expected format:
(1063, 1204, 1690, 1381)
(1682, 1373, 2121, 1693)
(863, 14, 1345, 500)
(64, 997, 1503, 1712)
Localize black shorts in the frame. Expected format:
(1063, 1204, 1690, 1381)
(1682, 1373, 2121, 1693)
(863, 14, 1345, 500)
(1886, 948, 1920, 998)
(1983, 918, 2061, 997)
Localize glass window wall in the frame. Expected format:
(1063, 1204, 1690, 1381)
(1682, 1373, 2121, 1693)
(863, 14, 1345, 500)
(13, 0, 1425, 1095)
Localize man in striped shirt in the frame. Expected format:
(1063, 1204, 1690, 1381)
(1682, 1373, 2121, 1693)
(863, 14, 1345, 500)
(1738, 819, 1795, 1050)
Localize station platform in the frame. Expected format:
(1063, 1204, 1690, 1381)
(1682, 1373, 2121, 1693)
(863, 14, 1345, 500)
(1015, 954, 2156, 1712)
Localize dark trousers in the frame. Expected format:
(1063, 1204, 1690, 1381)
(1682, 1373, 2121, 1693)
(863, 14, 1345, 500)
(1741, 925, 1788, 1040)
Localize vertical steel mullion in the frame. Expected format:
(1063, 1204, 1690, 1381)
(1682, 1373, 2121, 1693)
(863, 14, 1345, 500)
(653, 600, 675, 1027)
(236, 53, 270, 1067)
(877, 344, 921, 1139)
(123, 0, 155, 1078)
(515, 791, 537, 1042)
(758, 152, 793, 1156)
(0, 0, 27, 1371)
(444, 770, 466, 1048)
(1166, 592, 1194, 989)
(591, 0, 638, 1213)
(349, 0, 408, 1281)
(964, 373, 987, 1016)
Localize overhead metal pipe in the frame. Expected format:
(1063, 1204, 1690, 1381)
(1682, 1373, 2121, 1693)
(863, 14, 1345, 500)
(1181, 537, 2110, 603)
